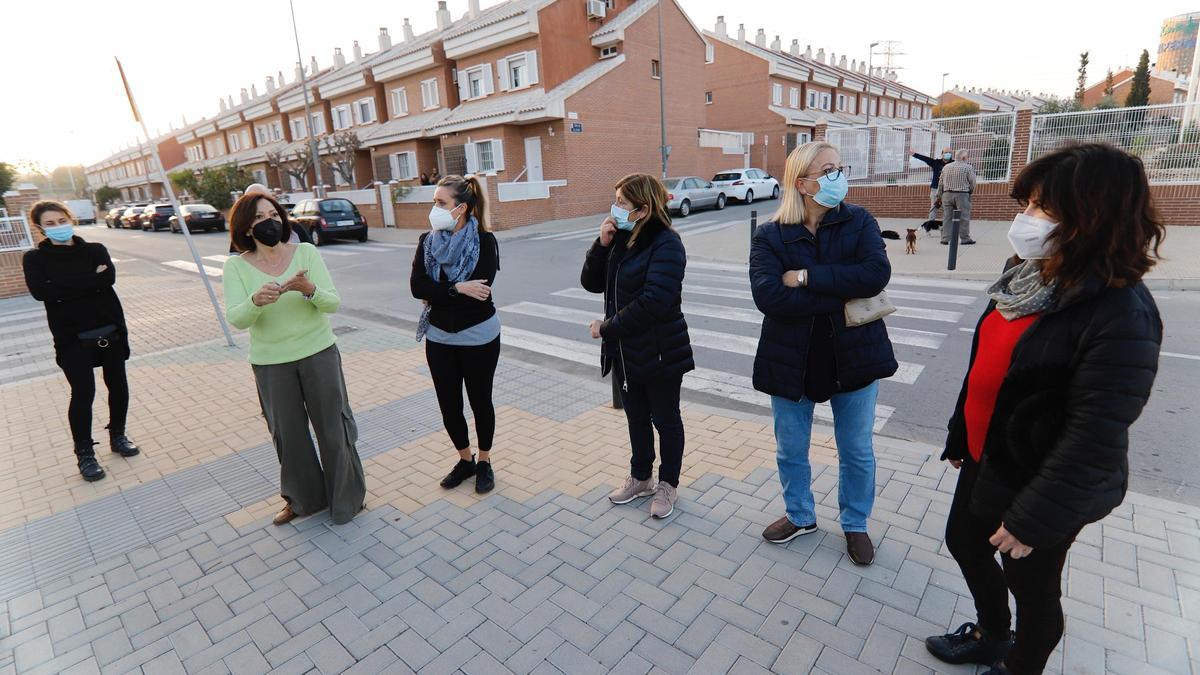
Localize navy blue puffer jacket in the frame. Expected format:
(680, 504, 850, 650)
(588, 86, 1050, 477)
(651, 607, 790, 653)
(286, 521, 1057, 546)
(581, 219, 695, 382)
(750, 202, 898, 400)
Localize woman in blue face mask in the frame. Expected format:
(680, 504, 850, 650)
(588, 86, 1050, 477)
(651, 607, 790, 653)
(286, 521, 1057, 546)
(581, 173, 694, 520)
(749, 142, 896, 566)
(22, 200, 140, 482)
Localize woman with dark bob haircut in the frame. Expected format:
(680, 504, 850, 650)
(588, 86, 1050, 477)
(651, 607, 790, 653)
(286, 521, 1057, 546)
(925, 142, 1164, 674)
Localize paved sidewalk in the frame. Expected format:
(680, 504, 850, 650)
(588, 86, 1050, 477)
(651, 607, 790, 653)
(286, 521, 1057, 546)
(1, 263, 1199, 674)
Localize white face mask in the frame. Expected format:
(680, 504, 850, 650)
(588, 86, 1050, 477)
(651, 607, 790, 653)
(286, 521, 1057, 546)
(1007, 213, 1057, 260)
(428, 204, 458, 231)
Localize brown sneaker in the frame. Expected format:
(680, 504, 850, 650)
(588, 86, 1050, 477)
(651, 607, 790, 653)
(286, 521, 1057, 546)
(272, 503, 297, 526)
(762, 516, 817, 544)
(845, 532, 875, 565)
(608, 476, 655, 505)
(650, 483, 677, 519)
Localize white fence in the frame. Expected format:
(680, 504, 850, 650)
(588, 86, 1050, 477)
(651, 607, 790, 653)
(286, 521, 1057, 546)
(827, 111, 1017, 186)
(1029, 102, 1200, 184)
(0, 215, 34, 254)
(497, 180, 568, 202)
(325, 188, 377, 206)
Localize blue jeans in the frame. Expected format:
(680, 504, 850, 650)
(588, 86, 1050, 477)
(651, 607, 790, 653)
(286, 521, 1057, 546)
(771, 381, 878, 533)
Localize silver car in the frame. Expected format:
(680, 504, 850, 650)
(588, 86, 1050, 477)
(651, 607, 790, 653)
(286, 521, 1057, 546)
(665, 176, 727, 217)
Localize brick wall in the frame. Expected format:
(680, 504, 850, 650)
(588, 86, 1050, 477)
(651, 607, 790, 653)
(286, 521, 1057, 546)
(0, 187, 42, 299)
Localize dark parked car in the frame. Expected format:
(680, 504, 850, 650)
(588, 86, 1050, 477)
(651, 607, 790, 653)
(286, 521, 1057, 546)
(139, 204, 177, 231)
(169, 204, 226, 233)
(105, 207, 125, 228)
(120, 205, 147, 229)
(290, 198, 368, 245)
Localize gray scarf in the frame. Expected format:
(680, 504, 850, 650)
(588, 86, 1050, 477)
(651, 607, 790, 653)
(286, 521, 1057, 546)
(987, 260, 1057, 320)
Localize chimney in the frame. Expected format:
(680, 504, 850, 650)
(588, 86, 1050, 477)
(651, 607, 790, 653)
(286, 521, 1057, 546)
(278, 70, 285, 86)
(353, 41, 363, 61)
(266, 76, 276, 93)
(251, 84, 259, 98)
(333, 47, 346, 68)
(816, 48, 825, 64)
(858, 61, 866, 74)
(403, 18, 415, 41)
(227, 94, 235, 109)
(839, 55, 848, 69)
(436, 1, 451, 30)
(219, 98, 228, 112)
(755, 29, 766, 48)
(829, 52, 836, 67)
(850, 59, 857, 71)
(295, 62, 304, 82)
(737, 24, 745, 42)
(887, 71, 898, 82)
(467, 0, 480, 18)
(789, 39, 800, 57)
(770, 35, 781, 51)
(804, 45, 812, 59)
(378, 27, 391, 50)
(309, 55, 318, 75)
(239, 88, 249, 104)
(715, 16, 727, 37)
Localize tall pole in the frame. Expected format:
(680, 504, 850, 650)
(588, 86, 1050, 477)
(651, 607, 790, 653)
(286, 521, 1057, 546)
(116, 58, 235, 348)
(290, 0, 325, 198)
(656, 0, 668, 180)
(941, 72, 949, 99)
(865, 42, 879, 127)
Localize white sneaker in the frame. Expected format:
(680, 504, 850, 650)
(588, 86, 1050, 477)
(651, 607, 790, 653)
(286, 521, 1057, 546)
(608, 476, 655, 504)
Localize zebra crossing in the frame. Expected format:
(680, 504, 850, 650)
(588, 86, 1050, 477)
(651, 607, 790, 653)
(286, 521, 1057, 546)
(529, 217, 742, 242)
(496, 259, 988, 432)
(153, 242, 416, 278)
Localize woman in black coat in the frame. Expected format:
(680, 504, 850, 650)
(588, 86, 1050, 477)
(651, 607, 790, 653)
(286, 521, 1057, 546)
(22, 201, 140, 481)
(581, 173, 694, 519)
(925, 143, 1163, 675)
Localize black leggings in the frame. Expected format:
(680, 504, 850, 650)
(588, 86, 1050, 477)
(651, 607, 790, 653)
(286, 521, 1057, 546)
(425, 337, 500, 452)
(945, 458, 1078, 675)
(60, 355, 129, 450)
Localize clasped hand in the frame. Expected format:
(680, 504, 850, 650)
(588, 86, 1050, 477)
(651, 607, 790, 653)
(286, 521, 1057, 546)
(253, 270, 315, 306)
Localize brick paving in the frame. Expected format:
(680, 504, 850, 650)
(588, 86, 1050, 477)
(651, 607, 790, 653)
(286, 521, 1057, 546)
(1, 267, 1199, 674)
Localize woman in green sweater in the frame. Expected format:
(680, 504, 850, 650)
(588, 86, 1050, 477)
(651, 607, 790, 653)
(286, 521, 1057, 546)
(222, 192, 366, 526)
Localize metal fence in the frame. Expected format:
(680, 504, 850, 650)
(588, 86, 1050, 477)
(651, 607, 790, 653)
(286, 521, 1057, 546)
(0, 215, 34, 253)
(826, 111, 1017, 187)
(1029, 102, 1200, 184)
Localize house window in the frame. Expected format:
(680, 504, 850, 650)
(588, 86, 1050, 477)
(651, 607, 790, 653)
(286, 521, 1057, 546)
(772, 83, 783, 106)
(253, 169, 267, 185)
(898, 102, 908, 118)
(241, 130, 250, 148)
(392, 88, 409, 116)
(789, 87, 799, 109)
(355, 98, 376, 125)
(705, 91, 713, 105)
(390, 152, 416, 180)
(271, 121, 284, 142)
(229, 133, 242, 152)
(806, 90, 817, 108)
(820, 93, 831, 111)
(705, 43, 714, 63)
(421, 78, 440, 109)
(508, 54, 528, 89)
(836, 94, 846, 111)
(333, 105, 352, 130)
(848, 96, 857, 114)
(466, 139, 505, 174)
(600, 46, 618, 59)
(651, 59, 661, 79)
(468, 69, 484, 98)
(291, 117, 307, 139)
(255, 126, 269, 145)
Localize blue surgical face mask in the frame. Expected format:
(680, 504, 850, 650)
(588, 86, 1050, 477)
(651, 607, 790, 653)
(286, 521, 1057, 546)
(943, 152, 953, 161)
(806, 172, 849, 208)
(611, 203, 638, 231)
(43, 224, 74, 243)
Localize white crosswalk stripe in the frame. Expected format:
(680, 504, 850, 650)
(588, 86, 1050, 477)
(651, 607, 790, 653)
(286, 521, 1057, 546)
(162, 260, 222, 278)
(203, 255, 231, 264)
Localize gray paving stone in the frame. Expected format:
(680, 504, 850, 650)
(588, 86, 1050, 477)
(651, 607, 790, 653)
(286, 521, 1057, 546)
(674, 612, 727, 659)
(705, 597, 765, 633)
(14, 633, 54, 671)
(264, 624, 329, 669)
(387, 629, 439, 671)
(306, 634, 355, 675)
(507, 627, 564, 675)
(471, 619, 524, 662)
(666, 586, 715, 626)
(93, 627, 134, 666)
(859, 622, 906, 673)
(755, 601, 805, 649)
(589, 620, 645, 667)
(714, 624, 779, 669)
(428, 608, 485, 651)
(631, 633, 695, 675)
(47, 606, 85, 644)
(462, 649, 515, 675)
(628, 605, 687, 644)
(224, 643, 270, 675)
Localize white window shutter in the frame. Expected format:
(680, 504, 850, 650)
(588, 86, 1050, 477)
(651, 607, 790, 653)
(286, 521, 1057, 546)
(498, 58, 511, 91)
(482, 63, 495, 96)
(491, 139, 505, 171)
(465, 142, 478, 173)
(526, 51, 539, 85)
(368, 99, 376, 122)
(389, 153, 400, 180)
(457, 71, 470, 101)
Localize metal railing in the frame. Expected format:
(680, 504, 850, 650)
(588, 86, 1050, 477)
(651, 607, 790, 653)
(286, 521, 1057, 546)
(1029, 102, 1200, 184)
(0, 215, 34, 253)
(827, 111, 1017, 186)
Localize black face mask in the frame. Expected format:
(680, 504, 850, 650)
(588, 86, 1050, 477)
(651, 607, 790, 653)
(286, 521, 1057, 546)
(252, 218, 284, 247)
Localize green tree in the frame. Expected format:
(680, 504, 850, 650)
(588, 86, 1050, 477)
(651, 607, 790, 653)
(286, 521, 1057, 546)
(94, 186, 121, 208)
(1125, 50, 1151, 108)
(168, 169, 199, 198)
(932, 100, 980, 118)
(1094, 95, 1119, 110)
(0, 162, 14, 205)
(1074, 51, 1089, 103)
(195, 164, 252, 210)
(1103, 69, 1115, 96)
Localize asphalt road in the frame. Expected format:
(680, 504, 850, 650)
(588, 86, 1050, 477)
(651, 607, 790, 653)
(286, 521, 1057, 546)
(71, 212, 1200, 506)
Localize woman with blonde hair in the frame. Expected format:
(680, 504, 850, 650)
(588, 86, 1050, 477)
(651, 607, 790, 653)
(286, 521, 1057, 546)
(411, 174, 502, 494)
(750, 142, 896, 565)
(581, 173, 694, 519)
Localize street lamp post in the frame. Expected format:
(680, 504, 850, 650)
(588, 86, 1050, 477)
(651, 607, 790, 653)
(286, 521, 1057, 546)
(289, 0, 324, 198)
(865, 41, 879, 127)
(941, 72, 949, 100)
(656, 0, 668, 180)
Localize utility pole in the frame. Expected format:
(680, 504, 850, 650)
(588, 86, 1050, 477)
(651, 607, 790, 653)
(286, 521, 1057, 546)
(290, 0, 325, 197)
(941, 72, 950, 98)
(656, 0, 668, 180)
(865, 42, 879, 127)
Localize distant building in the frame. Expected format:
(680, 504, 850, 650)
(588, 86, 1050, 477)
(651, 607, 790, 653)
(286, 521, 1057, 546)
(1079, 67, 1189, 108)
(1159, 11, 1199, 78)
(938, 87, 1050, 113)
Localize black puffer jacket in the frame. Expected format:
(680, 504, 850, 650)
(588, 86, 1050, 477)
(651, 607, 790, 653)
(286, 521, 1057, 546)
(580, 219, 694, 382)
(943, 264, 1162, 549)
(750, 203, 897, 400)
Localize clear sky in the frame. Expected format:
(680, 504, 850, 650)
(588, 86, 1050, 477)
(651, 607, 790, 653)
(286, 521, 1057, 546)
(1, 0, 1191, 170)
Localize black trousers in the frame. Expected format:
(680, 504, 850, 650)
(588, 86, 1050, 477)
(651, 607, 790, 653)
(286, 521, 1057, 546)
(426, 337, 500, 452)
(59, 349, 129, 450)
(619, 373, 685, 487)
(945, 458, 1078, 675)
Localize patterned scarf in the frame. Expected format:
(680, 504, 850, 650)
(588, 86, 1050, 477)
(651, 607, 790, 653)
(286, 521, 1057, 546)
(416, 217, 481, 341)
(987, 259, 1058, 320)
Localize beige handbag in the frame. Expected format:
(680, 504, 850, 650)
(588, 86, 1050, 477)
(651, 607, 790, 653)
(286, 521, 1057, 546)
(844, 291, 896, 327)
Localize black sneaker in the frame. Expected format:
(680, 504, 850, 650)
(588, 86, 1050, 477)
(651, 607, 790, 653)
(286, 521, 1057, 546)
(762, 516, 818, 543)
(440, 458, 476, 488)
(475, 461, 495, 494)
(925, 622, 1013, 666)
(960, 239, 977, 246)
(110, 434, 140, 457)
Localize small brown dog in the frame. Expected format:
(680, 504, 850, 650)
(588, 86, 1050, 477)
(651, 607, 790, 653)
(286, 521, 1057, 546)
(905, 228, 918, 254)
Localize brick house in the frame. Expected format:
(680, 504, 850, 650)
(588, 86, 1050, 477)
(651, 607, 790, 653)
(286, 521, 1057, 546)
(939, 87, 1050, 113)
(84, 136, 185, 203)
(1079, 68, 1190, 108)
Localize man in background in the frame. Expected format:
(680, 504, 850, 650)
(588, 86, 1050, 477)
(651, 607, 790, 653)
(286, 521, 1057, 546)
(938, 149, 977, 245)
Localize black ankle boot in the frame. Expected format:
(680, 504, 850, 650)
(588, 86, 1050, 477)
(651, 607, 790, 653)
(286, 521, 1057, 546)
(76, 444, 106, 482)
(110, 434, 140, 457)
(475, 460, 494, 494)
(440, 456, 476, 488)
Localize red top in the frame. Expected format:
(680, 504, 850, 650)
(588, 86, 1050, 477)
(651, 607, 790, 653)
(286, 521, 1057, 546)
(964, 311, 1039, 462)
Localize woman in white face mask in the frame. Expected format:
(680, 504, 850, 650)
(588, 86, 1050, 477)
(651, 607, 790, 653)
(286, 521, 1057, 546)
(411, 175, 501, 494)
(927, 143, 1164, 675)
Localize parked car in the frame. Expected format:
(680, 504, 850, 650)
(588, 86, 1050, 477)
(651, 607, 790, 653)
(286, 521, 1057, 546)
(711, 168, 779, 203)
(290, 198, 369, 245)
(66, 200, 96, 224)
(120, 205, 147, 229)
(169, 204, 226, 233)
(664, 177, 726, 217)
(139, 204, 177, 231)
(105, 207, 125, 228)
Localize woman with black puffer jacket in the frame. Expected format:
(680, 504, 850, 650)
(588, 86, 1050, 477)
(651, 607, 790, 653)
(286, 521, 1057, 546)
(581, 173, 694, 520)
